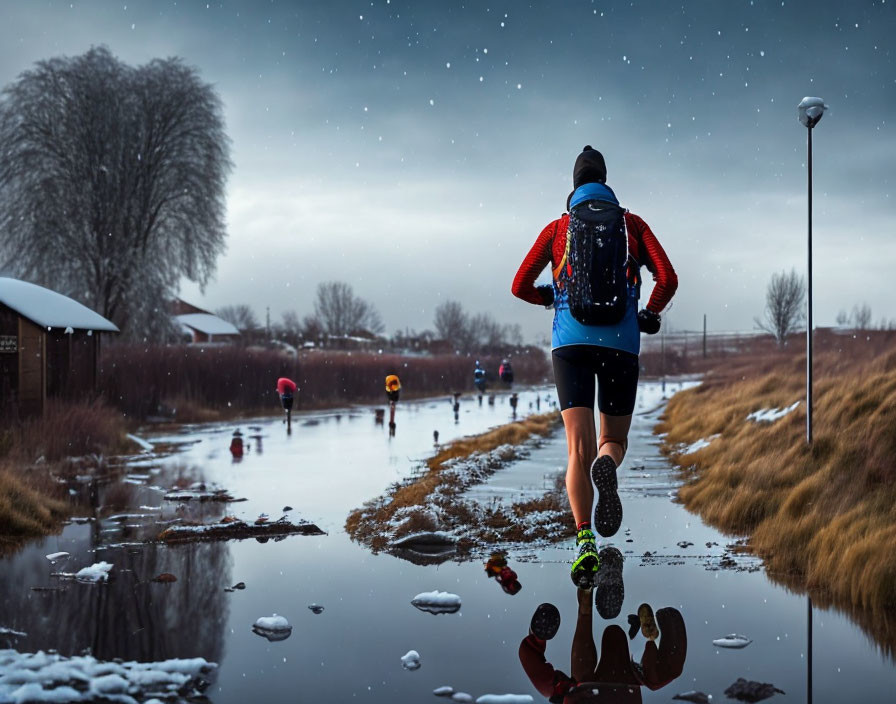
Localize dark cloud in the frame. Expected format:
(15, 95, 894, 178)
(2, 0, 894, 336)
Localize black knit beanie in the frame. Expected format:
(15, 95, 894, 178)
(572, 145, 607, 187)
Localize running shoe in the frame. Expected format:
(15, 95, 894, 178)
(570, 527, 600, 589)
(529, 602, 561, 641)
(591, 455, 622, 537)
(637, 603, 659, 640)
(595, 546, 624, 619)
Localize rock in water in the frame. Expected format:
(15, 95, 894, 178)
(400, 650, 421, 670)
(410, 590, 462, 615)
(252, 614, 292, 642)
(724, 678, 784, 702)
(712, 634, 752, 648)
(673, 692, 711, 704)
(152, 573, 177, 583)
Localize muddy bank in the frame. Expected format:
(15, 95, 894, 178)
(657, 348, 896, 650)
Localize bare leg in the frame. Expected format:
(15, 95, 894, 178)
(561, 407, 598, 527)
(571, 585, 597, 683)
(598, 411, 633, 467)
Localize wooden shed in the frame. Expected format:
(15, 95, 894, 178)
(0, 277, 119, 416)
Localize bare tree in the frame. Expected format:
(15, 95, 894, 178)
(755, 269, 806, 347)
(434, 300, 470, 344)
(313, 281, 384, 337)
(0, 46, 231, 336)
(835, 309, 849, 327)
(851, 303, 872, 330)
(216, 305, 259, 333)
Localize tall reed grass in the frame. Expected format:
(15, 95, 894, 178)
(657, 333, 896, 648)
(99, 345, 551, 420)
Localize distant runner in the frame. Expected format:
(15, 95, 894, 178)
(512, 145, 677, 588)
(473, 361, 487, 394)
(499, 358, 514, 386)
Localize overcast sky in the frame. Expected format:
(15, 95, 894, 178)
(1, 0, 893, 340)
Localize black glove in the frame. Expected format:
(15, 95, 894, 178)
(637, 308, 661, 334)
(536, 285, 554, 308)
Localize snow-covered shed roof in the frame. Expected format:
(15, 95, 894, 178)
(175, 313, 240, 337)
(0, 277, 119, 332)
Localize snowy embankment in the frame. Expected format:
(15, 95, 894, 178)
(0, 650, 216, 703)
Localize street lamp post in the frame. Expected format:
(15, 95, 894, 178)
(798, 97, 827, 445)
(798, 95, 826, 704)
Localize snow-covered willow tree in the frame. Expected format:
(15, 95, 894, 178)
(0, 46, 231, 337)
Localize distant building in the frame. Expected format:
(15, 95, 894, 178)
(170, 299, 240, 344)
(0, 277, 119, 416)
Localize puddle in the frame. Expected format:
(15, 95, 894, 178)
(1, 384, 894, 702)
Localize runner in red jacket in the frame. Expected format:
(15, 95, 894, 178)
(512, 146, 677, 588)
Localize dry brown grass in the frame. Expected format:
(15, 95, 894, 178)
(658, 337, 896, 630)
(0, 465, 69, 553)
(345, 411, 562, 540)
(0, 400, 132, 550)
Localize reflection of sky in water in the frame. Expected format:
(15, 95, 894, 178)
(1, 384, 895, 702)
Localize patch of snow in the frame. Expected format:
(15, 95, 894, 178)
(747, 401, 800, 423)
(411, 591, 462, 615)
(476, 696, 534, 704)
(452, 694, 474, 703)
(74, 562, 112, 582)
(680, 434, 720, 454)
(434, 686, 455, 696)
(400, 650, 421, 670)
(125, 434, 153, 452)
(0, 278, 118, 332)
(44, 552, 69, 562)
(712, 633, 752, 649)
(252, 614, 292, 642)
(0, 650, 216, 702)
(253, 615, 290, 632)
(0, 628, 27, 637)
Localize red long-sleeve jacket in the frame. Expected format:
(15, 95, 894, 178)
(511, 212, 678, 314)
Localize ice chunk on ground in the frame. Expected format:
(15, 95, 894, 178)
(74, 562, 112, 582)
(476, 695, 534, 703)
(400, 650, 421, 670)
(746, 401, 799, 423)
(712, 633, 752, 649)
(252, 614, 292, 641)
(411, 591, 461, 615)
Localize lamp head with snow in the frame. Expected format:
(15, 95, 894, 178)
(798, 96, 827, 128)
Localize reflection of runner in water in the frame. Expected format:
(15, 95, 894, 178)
(512, 146, 677, 587)
(519, 595, 687, 703)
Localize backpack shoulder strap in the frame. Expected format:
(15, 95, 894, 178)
(551, 216, 570, 281)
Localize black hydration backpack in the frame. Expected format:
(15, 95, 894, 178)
(554, 200, 630, 326)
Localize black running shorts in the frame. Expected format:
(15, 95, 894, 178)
(551, 345, 640, 415)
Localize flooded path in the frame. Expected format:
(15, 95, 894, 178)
(1, 384, 895, 702)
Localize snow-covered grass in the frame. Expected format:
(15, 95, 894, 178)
(345, 412, 567, 553)
(0, 649, 216, 703)
(746, 401, 800, 423)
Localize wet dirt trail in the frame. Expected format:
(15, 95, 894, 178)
(1, 383, 895, 703)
